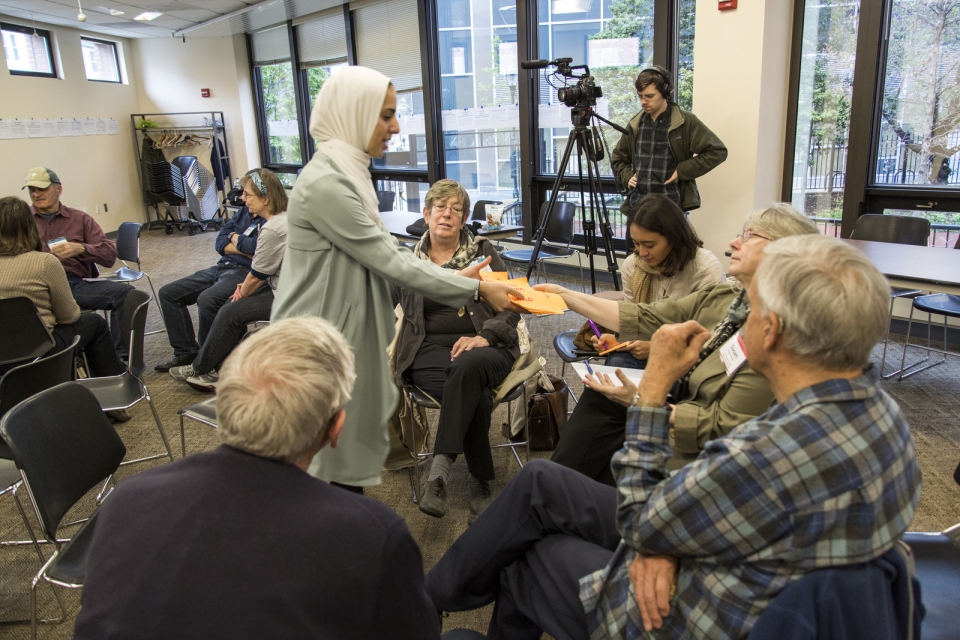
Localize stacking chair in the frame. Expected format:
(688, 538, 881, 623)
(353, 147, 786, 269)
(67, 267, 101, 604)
(0, 297, 55, 373)
(76, 290, 174, 466)
(850, 214, 931, 378)
(553, 330, 600, 405)
(501, 202, 583, 287)
(897, 293, 960, 380)
(178, 396, 218, 457)
(377, 190, 396, 212)
(402, 375, 533, 505)
(98, 221, 165, 335)
(1, 382, 125, 639)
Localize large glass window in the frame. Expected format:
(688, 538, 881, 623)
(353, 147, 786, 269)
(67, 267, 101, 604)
(81, 37, 121, 83)
(297, 10, 349, 107)
(435, 0, 523, 205)
(788, 0, 860, 227)
(537, 0, 652, 179)
(1, 22, 56, 78)
(874, 1, 960, 191)
(676, 0, 695, 110)
(252, 26, 302, 166)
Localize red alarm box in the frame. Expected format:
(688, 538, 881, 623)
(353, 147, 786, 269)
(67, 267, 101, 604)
(201, 88, 211, 98)
(719, 0, 737, 9)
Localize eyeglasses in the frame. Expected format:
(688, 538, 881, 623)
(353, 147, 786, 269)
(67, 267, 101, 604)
(433, 203, 464, 216)
(737, 229, 772, 242)
(241, 190, 258, 200)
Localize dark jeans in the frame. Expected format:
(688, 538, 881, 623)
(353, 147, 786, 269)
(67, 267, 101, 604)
(50, 313, 125, 377)
(426, 460, 619, 640)
(67, 276, 133, 353)
(192, 287, 273, 375)
(603, 352, 646, 370)
(158, 264, 248, 357)
(550, 388, 627, 487)
(410, 342, 514, 482)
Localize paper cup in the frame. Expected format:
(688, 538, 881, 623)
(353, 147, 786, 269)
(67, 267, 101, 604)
(485, 204, 504, 229)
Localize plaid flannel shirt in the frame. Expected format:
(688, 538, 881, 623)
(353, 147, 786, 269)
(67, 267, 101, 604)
(633, 110, 681, 208)
(579, 365, 921, 639)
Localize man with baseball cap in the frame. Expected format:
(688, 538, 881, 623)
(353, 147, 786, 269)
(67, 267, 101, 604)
(25, 167, 132, 355)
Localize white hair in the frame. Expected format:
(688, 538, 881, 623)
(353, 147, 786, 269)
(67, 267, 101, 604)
(754, 235, 890, 370)
(216, 317, 356, 463)
(743, 203, 820, 240)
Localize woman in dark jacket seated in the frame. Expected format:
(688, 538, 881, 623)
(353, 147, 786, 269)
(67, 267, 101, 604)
(392, 180, 521, 520)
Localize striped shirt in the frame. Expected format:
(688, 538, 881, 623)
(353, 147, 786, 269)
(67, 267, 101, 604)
(579, 365, 921, 639)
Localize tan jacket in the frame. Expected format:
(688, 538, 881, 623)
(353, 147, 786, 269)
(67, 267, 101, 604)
(618, 283, 774, 466)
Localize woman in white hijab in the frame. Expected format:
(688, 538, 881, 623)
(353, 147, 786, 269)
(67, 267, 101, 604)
(271, 66, 520, 492)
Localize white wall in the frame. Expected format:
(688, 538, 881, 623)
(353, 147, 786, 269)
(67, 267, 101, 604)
(688, 0, 794, 266)
(0, 17, 142, 232)
(128, 33, 260, 188)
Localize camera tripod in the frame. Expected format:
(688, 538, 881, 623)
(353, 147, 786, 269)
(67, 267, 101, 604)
(526, 105, 629, 293)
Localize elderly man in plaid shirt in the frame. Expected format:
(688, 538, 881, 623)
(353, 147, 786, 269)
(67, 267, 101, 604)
(427, 234, 921, 640)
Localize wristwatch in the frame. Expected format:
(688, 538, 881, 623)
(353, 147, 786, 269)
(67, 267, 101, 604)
(474, 283, 481, 302)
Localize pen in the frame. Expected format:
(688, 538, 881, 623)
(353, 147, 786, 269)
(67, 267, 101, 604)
(586, 319, 605, 349)
(585, 361, 594, 375)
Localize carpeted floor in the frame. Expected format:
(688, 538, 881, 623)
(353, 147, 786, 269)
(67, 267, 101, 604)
(1, 226, 958, 638)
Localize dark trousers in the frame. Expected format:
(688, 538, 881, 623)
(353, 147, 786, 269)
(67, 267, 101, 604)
(50, 313, 125, 377)
(192, 287, 273, 375)
(158, 264, 247, 357)
(425, 460, 619, 640)
(550, 388, 627, 487)
(67, 276, 133, 353)
(410, 343, 514, 481)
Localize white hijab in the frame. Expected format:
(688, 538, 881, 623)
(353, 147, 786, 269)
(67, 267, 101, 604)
(310, 66, 391, 227)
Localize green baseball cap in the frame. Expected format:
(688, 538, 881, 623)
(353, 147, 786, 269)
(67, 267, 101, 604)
(22, 167, 61, 190)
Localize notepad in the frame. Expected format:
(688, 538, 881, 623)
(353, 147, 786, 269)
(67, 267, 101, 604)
(571, 362, 643, 387)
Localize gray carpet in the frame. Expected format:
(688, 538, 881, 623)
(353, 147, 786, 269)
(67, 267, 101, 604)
(1, 227, 958, 638)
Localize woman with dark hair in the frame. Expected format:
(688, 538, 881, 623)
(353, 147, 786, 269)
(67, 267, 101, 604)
(585, 193, 724, 368)
(0, 196, 124, 378)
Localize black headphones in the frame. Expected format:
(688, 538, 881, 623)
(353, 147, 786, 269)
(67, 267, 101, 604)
(639, 65, 673, 100)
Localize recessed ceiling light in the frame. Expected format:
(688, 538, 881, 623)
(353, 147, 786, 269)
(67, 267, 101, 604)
(134, 11, 162, 20)
(92, 6, 125, 15)
(109, 8, 124, 15)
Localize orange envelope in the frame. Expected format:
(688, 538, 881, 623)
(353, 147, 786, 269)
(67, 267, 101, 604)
(478, 272, 568, 314)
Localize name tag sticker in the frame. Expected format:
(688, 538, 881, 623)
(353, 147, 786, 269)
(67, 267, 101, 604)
(719, 332, 748, 377)
(242, 224, 257, 237)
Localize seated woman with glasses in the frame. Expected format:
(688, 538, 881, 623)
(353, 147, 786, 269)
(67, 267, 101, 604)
(0, 196, 125, 378)
(539, 204, 820, 485)
(170, 168, 288, 392)
(587, 194, 724, 369)
(392, 180, 522, 520)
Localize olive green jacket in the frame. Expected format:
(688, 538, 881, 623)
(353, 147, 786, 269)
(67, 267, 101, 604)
(611, 104, 727, 212)
(618, 283, 774, 467)
(271, 155, 477, 486)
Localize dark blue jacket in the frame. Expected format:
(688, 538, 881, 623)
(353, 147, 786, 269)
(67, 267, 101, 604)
(749, 545, 923, 640)
(215, 206, 265, 269)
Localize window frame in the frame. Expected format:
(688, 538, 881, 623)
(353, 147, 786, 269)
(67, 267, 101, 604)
(80, 36, 122, 84)
(1, 21, 57, 79)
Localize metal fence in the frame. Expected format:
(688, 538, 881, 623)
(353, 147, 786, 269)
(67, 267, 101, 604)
(812, 217, 960, 248)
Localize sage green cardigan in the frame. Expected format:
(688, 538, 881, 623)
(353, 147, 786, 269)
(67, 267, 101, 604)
(271, 155, 477, 486)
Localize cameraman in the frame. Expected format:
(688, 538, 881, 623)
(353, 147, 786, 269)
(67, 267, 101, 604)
(612, 66, 727, 214)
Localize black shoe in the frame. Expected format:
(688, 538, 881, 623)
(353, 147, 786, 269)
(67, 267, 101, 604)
(468, 477, 494, 518)
(419, 477, 447, 518)
(154, 353, 196, 372)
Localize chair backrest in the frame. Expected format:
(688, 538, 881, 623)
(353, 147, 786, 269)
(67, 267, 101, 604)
(851, 214, 931, 246)
(377, 190, 396, 212)
(120, 289, 151, 377)
(114, 222, 142, 266)
(0, 382, 125, 540)
(0, 335, 79, 420)
(535, 201, 577, 245)
(0, 297, 55, 367)
(472, 200, 503, 222)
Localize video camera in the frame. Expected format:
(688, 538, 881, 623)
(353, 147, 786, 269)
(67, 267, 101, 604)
(519, 57, 602, 108)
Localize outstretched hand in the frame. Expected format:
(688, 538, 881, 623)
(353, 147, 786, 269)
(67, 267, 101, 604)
(532, 283, 567, 296)
(478, 281, 526, 313)
(457, 256, 492, 280)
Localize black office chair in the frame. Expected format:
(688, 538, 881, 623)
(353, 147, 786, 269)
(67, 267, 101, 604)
(0, 382, 126, 639)
(377, 190, 396, 212)
(896, 293, 960, 380)
(472, 199, 503, 222)
(851, 214, 931, 378)
(0, 297, 55, 373)
(98, 221, 165, 335)
(178, 396, 218, 457)
(501, 202, 583, 287)
(77, 290, 174, 466)
(552, 330, 600, 405)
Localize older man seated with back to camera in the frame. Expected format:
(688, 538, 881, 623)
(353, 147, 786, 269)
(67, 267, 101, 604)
(74, 317, 441, 639)
(427, 234, 922, 640)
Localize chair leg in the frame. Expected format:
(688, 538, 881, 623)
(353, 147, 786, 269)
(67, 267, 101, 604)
(560, 360, 579, 404)
(180, 414, 186, 458)
(144, 275, 167, 336)
(408, 389, 421, 505)
(898, 310, 944, 380)
(577, 254, 585, 293)
(145, 390, 175, 462)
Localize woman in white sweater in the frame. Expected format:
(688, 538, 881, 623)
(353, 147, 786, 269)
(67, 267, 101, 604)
(586, 193, 724, 368)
